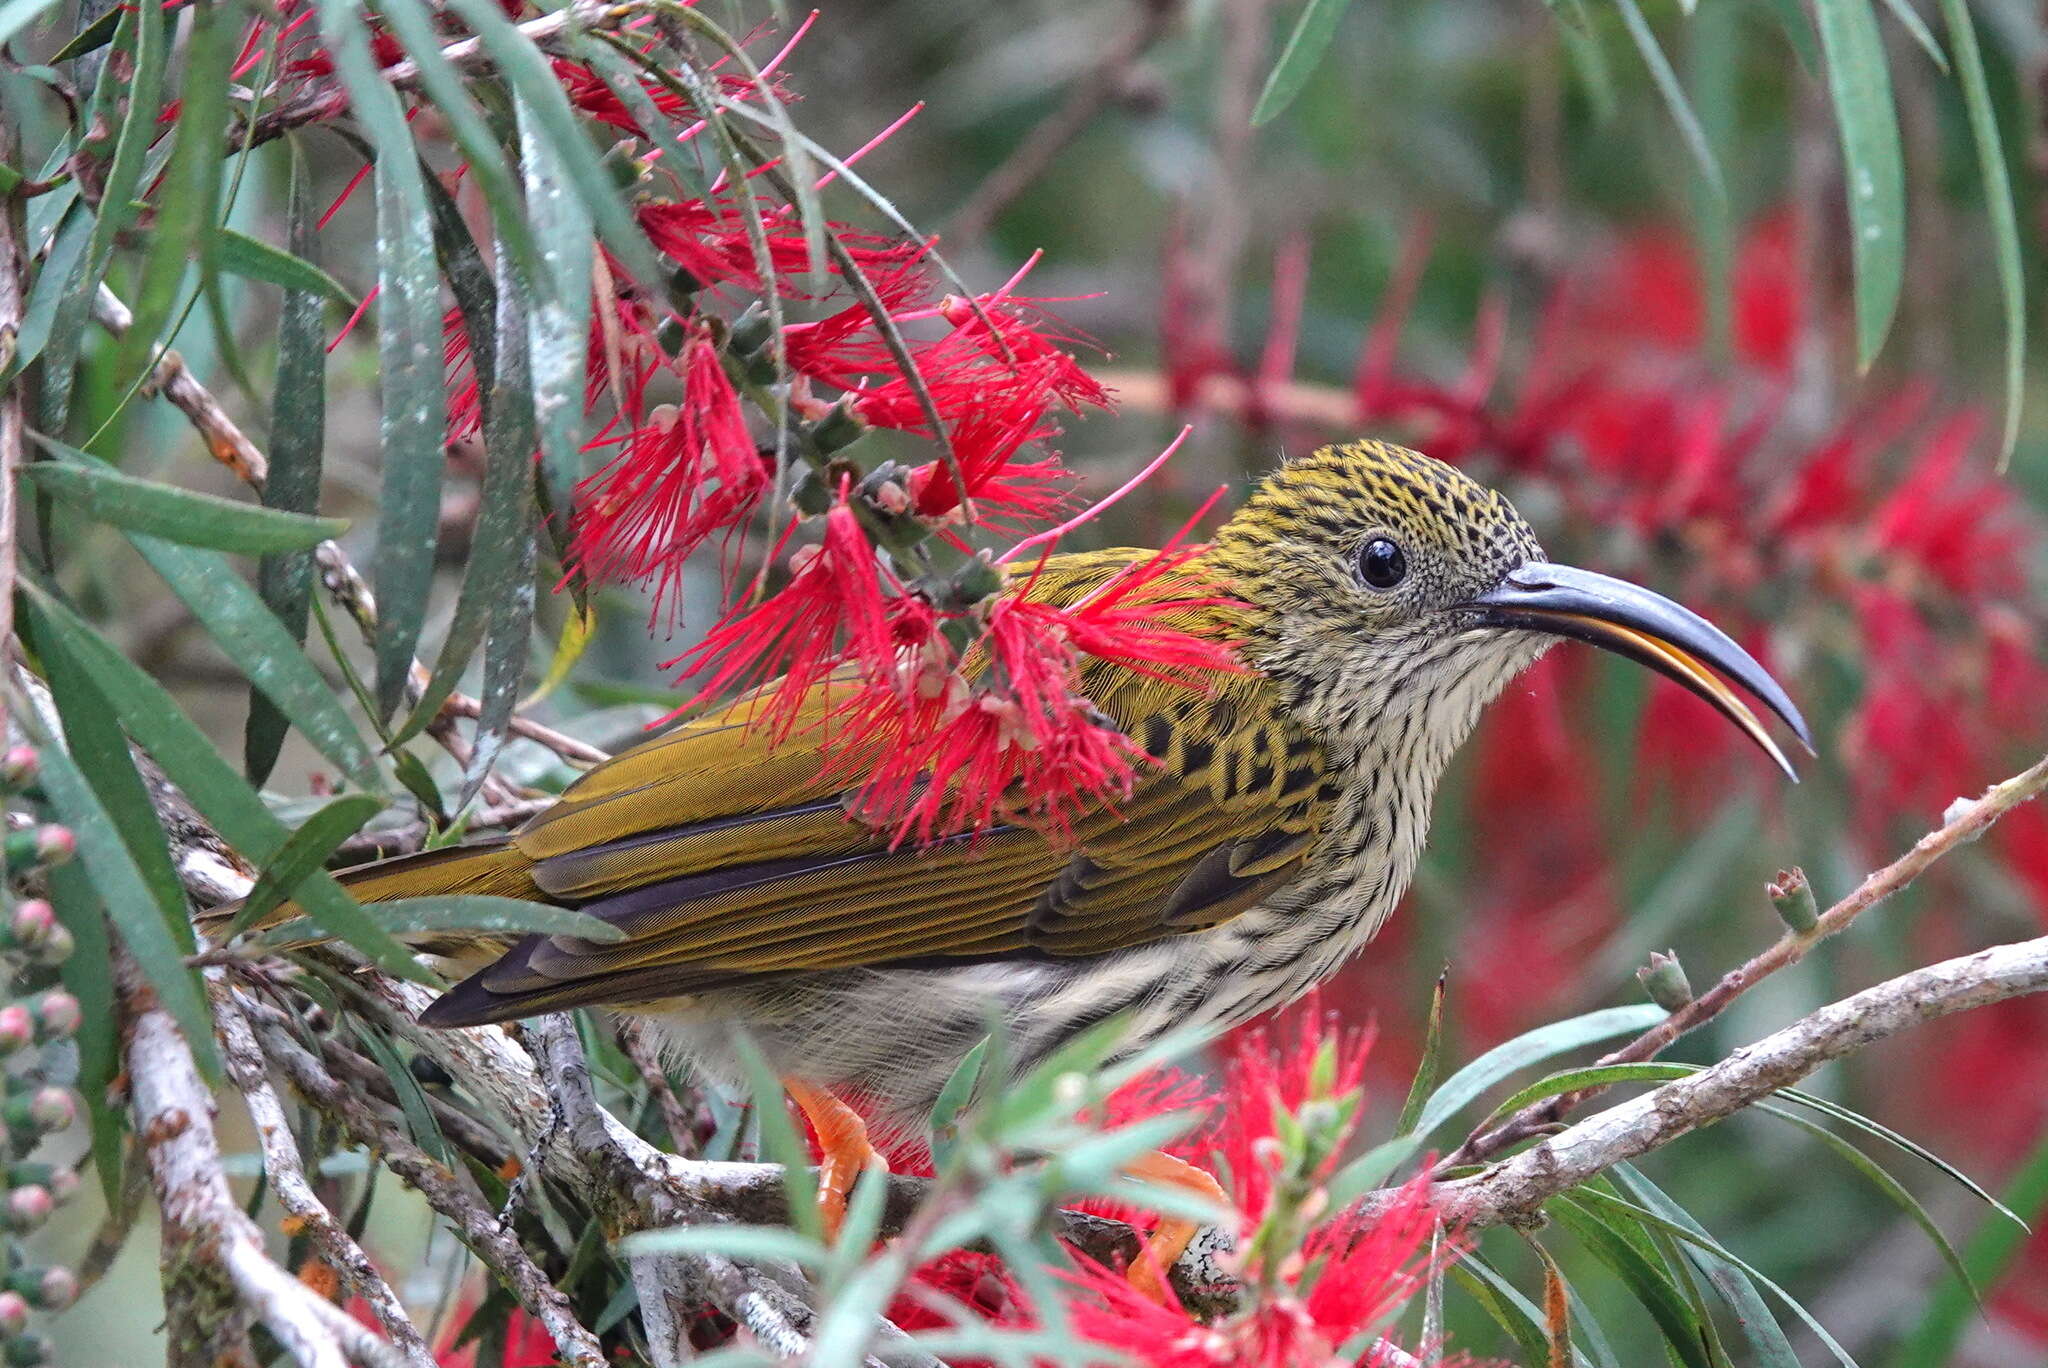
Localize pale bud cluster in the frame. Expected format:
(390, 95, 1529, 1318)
(0, 749, 82, 1367)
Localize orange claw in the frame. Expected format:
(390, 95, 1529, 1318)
(784, 1079, 885, 1240)
(1122, 1149, 1229, 1302)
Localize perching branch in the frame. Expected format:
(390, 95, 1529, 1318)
(1425, 934, 2048, 1229)
(1447, 750, 2048, 1169)
(119, 953, 411, 1368)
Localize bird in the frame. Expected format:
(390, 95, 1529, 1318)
(229, 440, 1810, 1290)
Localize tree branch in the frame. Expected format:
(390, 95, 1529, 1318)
(1425, 935, 2048, 1229)
(1448, 750, 2048, 1168)
(119, 953, 411, 1368)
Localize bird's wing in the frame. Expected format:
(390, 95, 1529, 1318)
(425, 552, 1333, 1023)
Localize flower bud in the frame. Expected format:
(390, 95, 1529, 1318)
(1, 1331, 47, 1368)
(27, 992, 78, 1042)
(1637, 950, 1693, 1011)
(3, 1187, 52, 1234)
(43, 1169, 78, 1207)
(0, 747, 38, 794)
(4, 901, 54, 953)
(726, 305, 775, 358)
(0, 1008, 32, 1057)
(28, 924, 70, 967)
(2, 1088, 73, 1136)
(31, 826, 73, 869)
(0, 1291, 26, 1337)
(1768, 868, 1819, 933)
(7, 1266, 74, 1312)
(809, 398, 867, 455)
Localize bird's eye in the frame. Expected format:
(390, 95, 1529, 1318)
(1356, 536, 1408, 590)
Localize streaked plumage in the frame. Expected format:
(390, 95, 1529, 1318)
(226, 441, 1807, 1140)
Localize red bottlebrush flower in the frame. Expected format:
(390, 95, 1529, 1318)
(1870, 412, 2029, 602)
(832, 543, 1238, 846)
(849, 297, 1110, 434)
(566, 334, 767, 624)
(667, 490, 895, 740)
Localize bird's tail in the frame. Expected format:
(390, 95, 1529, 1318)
(198, 837, 549, 962)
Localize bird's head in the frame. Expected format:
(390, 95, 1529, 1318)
(1207, 441, 1811, 775)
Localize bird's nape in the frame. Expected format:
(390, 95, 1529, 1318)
(1462, 560, 1812, 779)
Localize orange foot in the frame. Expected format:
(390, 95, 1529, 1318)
(784, 1079, 886, 1240)
(1122, 1149, 1229, 1302)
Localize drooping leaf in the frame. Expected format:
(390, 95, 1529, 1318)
(26, 712, 218, 1078)
(222, 794, 387, 940)
(1812, 0, 1906, 369)
(1252, 0, 1356, 126)
(1550, 1197, 1716, 1368)
(1893, 1132, 2048, 1368)
(19, 459, 345, 553)
(317, 0, 447, 719)
(1612, 1164, 1800, 1368)
(214, 227, 358, 307)
(303, 895, 625, 943)
(1612, 0, 1724, 196)
(1936, 0, 2025, 467)
(352, 1021, 451, 1164)
(47, 859, 121, 1202)
(17, 579, 434, 985)
(512, 89, 595, 514)
(249, 141, 330, 786)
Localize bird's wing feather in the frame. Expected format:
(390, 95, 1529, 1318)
(425, 550, 1331, 1025)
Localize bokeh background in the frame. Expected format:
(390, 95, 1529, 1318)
(31, 0, 2048, 1362)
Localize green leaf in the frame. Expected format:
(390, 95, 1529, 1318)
(1251, 0, 1355, 126)
(41, 1, 165, 429)
(1411, 1004, 1666, 1141)
(928, 1035, 991, 1172)
(1876, 0, 1948, 71)
(618, 1224, 827, 1266)
(1450, 1255, 1562, 1367)
(1612, 0, 1724, 196)
(19, 459, 345, 553)
(1757, 1102, 1978, 1300)
(1936, 0, 2025, 467)
(1893, 1131, 2048, 1368)
(17, 579, 434, 986)
(8, 200, 91, 381)
(353, 1021, 450, 1163)
(249, 141, 330, 786)
(372, 0, 542, 287)
(47, 860, 122, 1203)
(1612, 1164, 1799, 1368)
(1568, 1189, 1860, 1368)
(1396, 971, 1447, 1133)
(1479, 1061, 1695, 1125)
(222, 794, 386, 940)
(317, 0, 447, 719)
(731, 1031, 819, 1243)
(48, 4, 117, 60)
(312, 895, 625, 943)
(438, 0, 663, 291)
(1550, 1197, 1715, 1368)
(513, 89, 595, 512)
(115, 0, 234, 394)
(1813, 0, 1906, 369)
(215, 227, 357, 307)
(1773, 1085, 2020, 1224)
(25, 711, 218, 1078)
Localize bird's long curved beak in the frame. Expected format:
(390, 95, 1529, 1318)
(1464, 562, 1814, 780)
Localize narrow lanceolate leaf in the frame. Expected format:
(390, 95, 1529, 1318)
(1612, 0, 1725, 197)
(214, 227, 358, 307)
(7, 200, 90, 381)
(438, 0, 663, 290)
(460, 252, 540, 811)
(47, 860, 120, 1203)
(1937, 0, 2025, 467)
(19, 459, 345, 553)
(41, 1, 165, 428)
(1612, 1164, 1799, 1368)
(250, 142, 329, 786)
(23, 598, 190, 949)
(1894, 1133, 2048, 1368)
(1876, 0, 1948, 71)
(18, 582, 435, 985)
(116, 0, 234, 392)
(1252, 0, 1356, 126)
(1813, 0, 1906, 370)
(328, 895, 625, 942)
(1549, 1198, 1716, 1368)
(317, 0, 446, 719)
(1396, 970, 1448, 1133)
(514, 90, 595, 512)
(375, 0, 541, 287)
(1409, 1004, 1667, 1141)
(223, 794, 387, 940)
(24, 711, 218, 1078)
